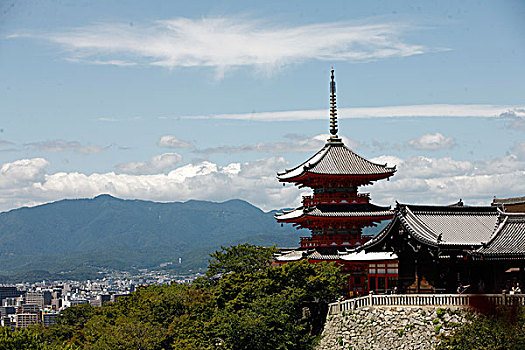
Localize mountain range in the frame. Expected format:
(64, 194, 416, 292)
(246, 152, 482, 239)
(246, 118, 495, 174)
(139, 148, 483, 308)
(0, 195, 304, 282)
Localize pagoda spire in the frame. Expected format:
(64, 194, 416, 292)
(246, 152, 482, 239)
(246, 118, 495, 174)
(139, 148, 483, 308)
(329, 68, 338, 138)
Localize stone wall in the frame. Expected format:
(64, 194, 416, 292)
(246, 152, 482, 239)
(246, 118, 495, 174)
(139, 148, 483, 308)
(316, 306, 469, 350)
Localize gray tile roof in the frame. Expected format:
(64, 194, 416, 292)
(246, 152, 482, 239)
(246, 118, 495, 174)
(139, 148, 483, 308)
(362, 203, 499, 249)
(476, 212, 525, 259)
(308, 249, 343, 260)
(402, 205, 499, 246)
(277, 139, 396, 181)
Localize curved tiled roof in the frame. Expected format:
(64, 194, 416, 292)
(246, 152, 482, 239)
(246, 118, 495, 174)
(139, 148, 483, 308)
(362, 203, 499, 250)
(476, 212, 525, 259)
(277, 139, 396, 181)
(398, 204, 499, 247)
(275, 204, 393, 221)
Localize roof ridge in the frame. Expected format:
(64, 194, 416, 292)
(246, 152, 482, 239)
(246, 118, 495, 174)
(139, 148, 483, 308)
(482, 215, 509, 248)
(401, 206, 439, 245)
(276, 144, 329, 176)
(339, 142, 396, 171)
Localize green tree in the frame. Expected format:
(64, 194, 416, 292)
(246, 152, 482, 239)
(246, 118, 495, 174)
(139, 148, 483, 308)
(206, 243, 277, 277)
(0, 326, 79, 350)
(0, 245, 343, 350)
(437, 307, 525, 350)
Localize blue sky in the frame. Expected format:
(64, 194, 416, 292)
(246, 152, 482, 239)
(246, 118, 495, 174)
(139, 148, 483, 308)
(0, 0, 524, 212)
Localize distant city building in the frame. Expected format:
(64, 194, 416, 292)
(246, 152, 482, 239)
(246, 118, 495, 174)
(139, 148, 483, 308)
(19, 304, 40, 313)
(42, 312, 59, 327)
(0, 287, 23, 305)
(16, 313, 39, 328)
(3, 296, 23, 308)
(25, 291, 44, 308)
(0, 306, 15, 318)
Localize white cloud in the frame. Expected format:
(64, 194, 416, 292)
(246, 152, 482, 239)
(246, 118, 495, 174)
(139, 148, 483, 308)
(180, 104, 525, 121)
(195, 134, 358, 155)
(11, 17, 429, 74)
(65, 57, 137, 66)
(116, 152, 184, 174)
(157, 135, 192, 149)
(0, 158, 49, 189)
(25, 139, 105, 154)
(0, 156, 304, 212)
(408, 132, 455, 150)
(369, 155, 525, 206)
(0, 153, 523, 214)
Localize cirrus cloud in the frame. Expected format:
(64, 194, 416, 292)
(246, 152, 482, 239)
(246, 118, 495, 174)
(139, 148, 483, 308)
(9, 16, 430, 75)
(180, 104, 525, 121)
(25, 139, 106, 154)
(194, 133, 358, 155)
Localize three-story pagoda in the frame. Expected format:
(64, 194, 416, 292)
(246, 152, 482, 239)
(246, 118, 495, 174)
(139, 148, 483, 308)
(274, 70, 398, 295)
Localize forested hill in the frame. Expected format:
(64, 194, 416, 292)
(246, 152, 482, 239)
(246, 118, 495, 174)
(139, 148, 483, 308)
(0, 195, 302, 281)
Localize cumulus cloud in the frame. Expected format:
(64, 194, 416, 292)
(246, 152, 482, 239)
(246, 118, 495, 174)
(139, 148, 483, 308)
(408, 132, 455, 151)
(10, 17, 429, 74)
(0, 156, 305, 212)
(25, 139, 105, 154)
(195, 134, 358, 155)
(369, 155, 525, 206)
(116, 152, 184, 174)
(0, 152, 523, 214)
(157, 135, 192, 149)
(0, 158, 49, 189)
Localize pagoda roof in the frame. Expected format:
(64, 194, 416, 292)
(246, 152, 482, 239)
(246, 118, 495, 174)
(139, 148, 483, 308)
(275, 203, 393, 221)
(274, 246, 397, 262)
(474, 211, 525, 259)
(363, 202, 499, 249)
(277, 138, 396, 182)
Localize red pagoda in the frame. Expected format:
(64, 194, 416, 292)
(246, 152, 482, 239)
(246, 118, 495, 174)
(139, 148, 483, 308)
(274, 70, 399, 295)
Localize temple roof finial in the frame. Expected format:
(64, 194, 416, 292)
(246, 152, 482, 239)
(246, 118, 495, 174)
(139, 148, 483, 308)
(329, 68, 338, 137)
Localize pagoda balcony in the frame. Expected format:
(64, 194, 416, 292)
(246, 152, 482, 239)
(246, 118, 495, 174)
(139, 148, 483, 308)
(302, 193, 370, 208)
(300, 234, 373, 248)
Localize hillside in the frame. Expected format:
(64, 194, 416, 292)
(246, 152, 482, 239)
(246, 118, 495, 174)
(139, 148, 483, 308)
(0, 195, 303, 281)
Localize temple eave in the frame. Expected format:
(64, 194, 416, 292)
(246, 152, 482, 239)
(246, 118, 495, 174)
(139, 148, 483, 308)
(278, 171, 395, 185)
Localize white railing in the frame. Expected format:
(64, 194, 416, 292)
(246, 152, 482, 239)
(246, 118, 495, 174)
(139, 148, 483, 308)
(328, 294, 525, 315)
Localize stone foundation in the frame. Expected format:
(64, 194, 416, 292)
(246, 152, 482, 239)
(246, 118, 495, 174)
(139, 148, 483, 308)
(316, 306, 469, 350)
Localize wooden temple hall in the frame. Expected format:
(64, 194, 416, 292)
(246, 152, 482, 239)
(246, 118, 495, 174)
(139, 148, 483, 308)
(274, 70, 525, 296)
